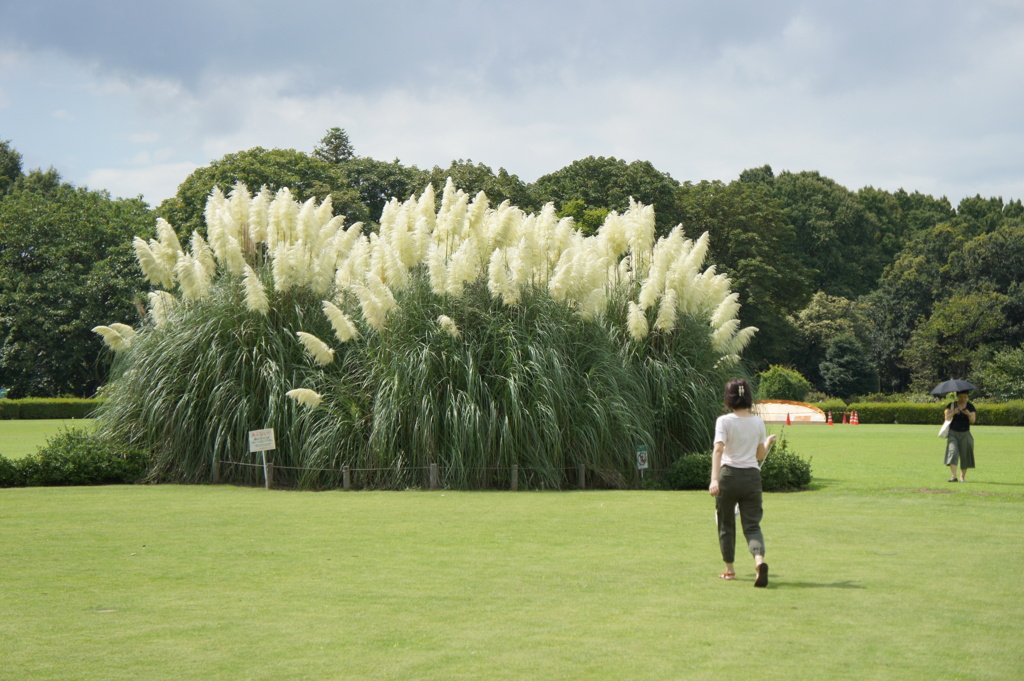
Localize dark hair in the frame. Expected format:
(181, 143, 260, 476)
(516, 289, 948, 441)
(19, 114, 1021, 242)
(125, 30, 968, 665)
(725, 378, 753, 410)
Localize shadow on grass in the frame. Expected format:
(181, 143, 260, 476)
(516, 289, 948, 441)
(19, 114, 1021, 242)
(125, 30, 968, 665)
(776, 580, 865, 590)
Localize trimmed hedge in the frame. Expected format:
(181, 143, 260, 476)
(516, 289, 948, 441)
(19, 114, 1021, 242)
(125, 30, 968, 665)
(664, 434, 812, 492)
(0, 428, 150, 487)
(0, 400, 20, 419)
(0, 398, 103, 420)
(847, 401, 1024, 426)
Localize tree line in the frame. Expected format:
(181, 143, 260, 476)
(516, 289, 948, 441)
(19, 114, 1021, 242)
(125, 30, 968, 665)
(1, 130, 1022, 400)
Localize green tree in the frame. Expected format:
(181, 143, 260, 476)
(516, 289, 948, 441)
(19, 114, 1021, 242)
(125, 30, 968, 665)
(157, 147, 368, 236)
(556, 199, 609, 236)
(0, 139, 23, 197)
(424, 160, 536, 210)
(339, 157, 428, 223)
(818, 333, 879, 399)
(903, 290, 1008, 389)
(789, 292, 874, 389)
(975, 347, 1024, 400)
(770, 170, 885, 299)
(755, 365, 813, 401)
(313, 127, 355, 164)
(0, 181, 152, 397)
(532, 156, 681, 235)
(675, 179, 810, 367)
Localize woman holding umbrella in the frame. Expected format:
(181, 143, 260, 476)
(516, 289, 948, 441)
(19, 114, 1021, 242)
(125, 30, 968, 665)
(933, 380, 977, 482)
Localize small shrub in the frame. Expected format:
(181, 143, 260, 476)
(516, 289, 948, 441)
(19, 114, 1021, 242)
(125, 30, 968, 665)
(0, 400, 20, 419)
(663, 433, 812, 492)
(20, 429, 150, 486)
(664, 452, 712, 490)
(756, 366, 813, 401)
(760, 434, 812, 491)
(0, 455, 26, 487)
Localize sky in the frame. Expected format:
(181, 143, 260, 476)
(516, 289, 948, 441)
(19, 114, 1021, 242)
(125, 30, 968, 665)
(1, 0, 1023, 208)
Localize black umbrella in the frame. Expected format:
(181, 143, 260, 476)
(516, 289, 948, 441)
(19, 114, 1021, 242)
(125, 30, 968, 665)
(930, 379, 977, 396)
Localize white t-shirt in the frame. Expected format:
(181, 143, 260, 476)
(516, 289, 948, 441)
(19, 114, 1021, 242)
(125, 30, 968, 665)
(714, 412, 767, 469)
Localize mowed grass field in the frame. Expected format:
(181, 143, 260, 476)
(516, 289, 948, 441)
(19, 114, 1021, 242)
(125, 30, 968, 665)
(0, 419, 93, 459)
(1, 422, 1022, 680)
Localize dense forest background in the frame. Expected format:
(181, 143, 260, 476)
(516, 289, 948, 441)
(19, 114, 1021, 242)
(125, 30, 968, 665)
(1, 129, 1022, 400)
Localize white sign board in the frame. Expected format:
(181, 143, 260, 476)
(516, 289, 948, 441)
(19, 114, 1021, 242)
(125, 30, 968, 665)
(636, 444, 649, 470)
(249, 428, 276, 452)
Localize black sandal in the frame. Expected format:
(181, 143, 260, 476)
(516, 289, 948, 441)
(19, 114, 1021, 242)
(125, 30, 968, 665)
(755, 562, 769, 588)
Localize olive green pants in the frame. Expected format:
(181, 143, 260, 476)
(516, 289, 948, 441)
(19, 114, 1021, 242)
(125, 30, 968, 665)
(944, 430, 975, 469)
(716, 465, 765, 563)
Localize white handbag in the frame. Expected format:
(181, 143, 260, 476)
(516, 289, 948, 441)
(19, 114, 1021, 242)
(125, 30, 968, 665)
(938, 419, 952, 438)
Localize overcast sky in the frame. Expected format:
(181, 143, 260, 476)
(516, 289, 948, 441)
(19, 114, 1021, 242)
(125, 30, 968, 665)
(2, 0, 1022, 208)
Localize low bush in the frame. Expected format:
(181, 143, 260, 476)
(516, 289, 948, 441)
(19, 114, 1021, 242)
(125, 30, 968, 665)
(0, 455, 26, 487)
(0, 429, 150, 487)
(815, 397, 848, 415)
(756, 366, 813, 401)
(16, 399, 103, 419)
(663, 433, 812, 492)
(0, 400, 20, 419)
(847, 401, 1024, 425)
(759, 434, 812, 491)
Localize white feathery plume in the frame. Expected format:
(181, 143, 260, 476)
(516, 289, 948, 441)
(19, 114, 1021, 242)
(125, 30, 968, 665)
(314, 194, 334, 227)
(627, 198, 656, 258)
(416, 183, 436, 226)
(190, 231, 217, 276)
(109, 323, 136, 341)
(711, 292, 741, 328)
(487, 248, 513, 303)
(286, 388, 322, 409)
(322, 300, 359, 342)
(204, 187, 227, 239)
(267, 187, 298, 248)
(226, 182, 251, 240)
(426, 241, 449, 295)
(147, 291, 177, 327)
(654, 288, 679, 332)
(712, 318, 741, 353)
(296, 331, 335, 365)
(133, 237, 175, 289)
(437, 315, 460, 338)
(467, 191, 489, 235)
(92, 326, 130, 352)
(247, 185, 273, 244)
(243, 265, 270, 314)
(728, 326, 758, 355)
(298, 197, 320, 246)
(627, 302, 649, 341)
(175, 253, 212, 300)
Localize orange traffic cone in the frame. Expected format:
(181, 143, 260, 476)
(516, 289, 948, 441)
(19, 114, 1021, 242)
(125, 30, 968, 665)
(827, 411, 833, 426)
(851, 411, 859, 425)
(786, 413, 791, 426)
(842, 412, 849, 424)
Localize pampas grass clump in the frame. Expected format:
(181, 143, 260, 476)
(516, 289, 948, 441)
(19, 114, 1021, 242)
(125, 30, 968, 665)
(94, 180, 754, 489)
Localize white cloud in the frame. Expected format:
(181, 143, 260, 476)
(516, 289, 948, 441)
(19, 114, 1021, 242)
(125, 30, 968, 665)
(86, 162, 200, 203)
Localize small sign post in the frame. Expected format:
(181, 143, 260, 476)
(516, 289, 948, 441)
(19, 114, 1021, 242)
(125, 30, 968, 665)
(636, 444, 649, 481)
(249, 429, 276, 489)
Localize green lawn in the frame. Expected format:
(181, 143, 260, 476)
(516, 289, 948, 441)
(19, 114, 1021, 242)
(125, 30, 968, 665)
(0, 419, 93, 459)
(1, 424, 1022, 680)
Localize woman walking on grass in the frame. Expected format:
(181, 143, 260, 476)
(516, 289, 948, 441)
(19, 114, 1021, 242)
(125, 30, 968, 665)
(944, 390, 976, 482)
(709, 378, 776, 587)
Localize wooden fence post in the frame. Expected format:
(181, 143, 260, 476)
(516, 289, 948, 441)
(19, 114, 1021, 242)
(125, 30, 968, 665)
(511, 464, 518, 491)
(343, 465, 351, 491)
(211, 455, 220, 484)
(578, 463, 586, 490)
(430, 463, 439, 490)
